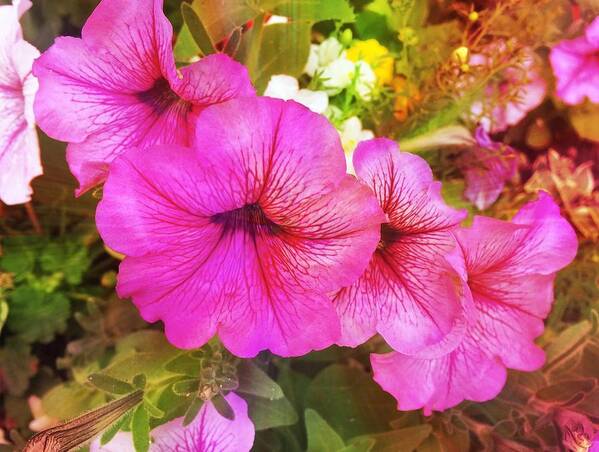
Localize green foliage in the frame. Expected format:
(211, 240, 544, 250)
(176, 0, 355, 91)
(0, 339, 36, 396)
(305, 364, 398, 439)
(305, 409, 345, 452)
(6, 286, 70, 343)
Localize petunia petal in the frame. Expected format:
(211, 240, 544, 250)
(371, 333, 507, 415)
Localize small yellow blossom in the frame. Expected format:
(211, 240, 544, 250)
(468, 11, 479, 22)
(452, 46, 470, 65)
(347, 39, 394, 86)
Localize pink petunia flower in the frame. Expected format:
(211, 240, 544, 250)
(471, 47, 546, 133)
(550, 16, 599, 105)
(96, 97, 385, 357)
(32, 0, 255, 196)
(371, 192, 578, 414)
(333, 138, 471, 355)
(461, 127, 518, 210)
(90, 393, 255, 451)
(0, 0, 42, 205)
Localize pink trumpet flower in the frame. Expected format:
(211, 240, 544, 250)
(333, 138, 471, 355)
(96, 97, 385, 357)
(371, 192, 578, 414)
(461, 127, 518, 210)
(33, 0, 255, 195)
(550, 16, 599, 105)
(91, 393, 255, 452)
(0, 0, 42, 205)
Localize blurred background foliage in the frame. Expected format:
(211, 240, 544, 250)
(0, 0, 598, 451)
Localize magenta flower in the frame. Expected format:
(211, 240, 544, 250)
(461, 127, 518, 210)
(371, 192, 578, 414)
(91, 393, 255, 451)
(550, 16, 599, 105)
(471, 48, 546, 133)
(333, 138, 471, 355)
(0, 0, 42, 205)
(96, 97, 385, 357)
(32, 0, 255, 196)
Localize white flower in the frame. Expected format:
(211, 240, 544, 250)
(264, 74, 329, 114)
(265, 15, 288, 25)
(264, 74, 299, 100)
(304, 44, 319, 76)
(353, 60, 376, 101)
(321, 57, 355, 95)
(318, 37, 344, 67)
(304, 37, 343, 77)
(338, 116, 375, 174)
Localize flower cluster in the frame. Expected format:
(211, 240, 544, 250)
(263, 35, 395, 171)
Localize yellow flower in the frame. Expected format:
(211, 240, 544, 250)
(346, 39, 394, 86)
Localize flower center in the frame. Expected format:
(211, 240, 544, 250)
(212, 203, 281, 235)
(377, 223, 401, 250)
(136, 78, 192, 115)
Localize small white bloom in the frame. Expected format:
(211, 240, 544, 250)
(338, 116, 375, 174)
(318, 37, 344, 67)
(304, 44, 319, 77)
(265, 15, 288, 25)
(264, 74, 298, 100)
(295, 89, 329, 114)
(321, 57, 355, 95)
(354, 60, 377, 101)
(264, 74, 329, 114)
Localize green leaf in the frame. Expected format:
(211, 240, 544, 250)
(172, 378, 201, 396)
(245, 393, 299, 430)
(0, 299, 8, 334)
(0, 236, 39, 276)
(183, 395, 204, 426)
(133, 374, 147, 390)
(273, 0, 355, 23)
(305, 365, 397, 439)
(181, 2, 216, 56)
(545, 320, 592, 368)
(212, 394, 235, 420)
(350, 425, 433, 451)
(164, 352, 202, 377)
(40, 240, 90, 285)
(132, 405, 150, 452)
(42, 383, 105, 420)
(305, 409, 345, 452)
(236, 361, 284, 399)
(243, 20, 311, 93)
(144, 398, 165, 419)
(174, 24, 201, 62)
(186, 0, 260, 44)
(6, 286, 70, 343)
(88, 374, 135, 395)
(100, 411, 131, 445)
(341, 438, 376, 452)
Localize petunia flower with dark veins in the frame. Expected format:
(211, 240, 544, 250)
(91, 393, 255, 452)
(32, 0, 255, 195)
(333, 138, 471, 355)
(0, 0, 42, 205)
(96, 97, 385, 357)
(371, 192, 578, 414)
